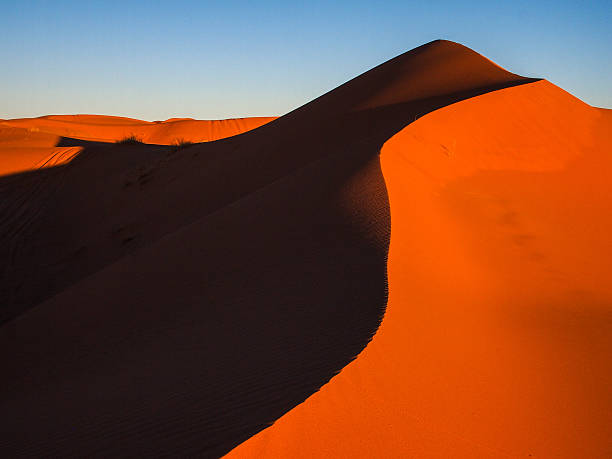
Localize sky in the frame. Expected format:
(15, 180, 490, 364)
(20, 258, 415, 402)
(2, 0, 611, 120)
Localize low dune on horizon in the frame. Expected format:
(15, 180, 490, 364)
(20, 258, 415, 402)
(0, 115, 276, 176)
(1, 40, 610, 458)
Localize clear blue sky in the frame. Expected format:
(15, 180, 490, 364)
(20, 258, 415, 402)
(2, 0, 611, 120)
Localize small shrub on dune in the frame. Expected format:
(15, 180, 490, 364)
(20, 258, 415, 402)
(115, 135, 144, 145)
(170, 138, 194, 152)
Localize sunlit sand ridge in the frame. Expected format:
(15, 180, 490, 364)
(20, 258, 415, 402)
(228, 80, 612, 458)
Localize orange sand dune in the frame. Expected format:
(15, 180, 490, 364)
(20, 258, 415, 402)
(227, 79, 612, 458)
(1, 114, 275, 143)
(0, 40, 610, 457)
(0, 125, 82, 176)
(0, 115, 275, 175)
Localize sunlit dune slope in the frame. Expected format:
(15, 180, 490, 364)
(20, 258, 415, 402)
(0, 125, 82, 176)
(0, 115, 274, 175)
(227, 81, 612, 458)
(2, 40, 609, 457)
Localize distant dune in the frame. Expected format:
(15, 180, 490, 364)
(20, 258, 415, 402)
(0, 115, 275, 175)
(0, 40, 610, 458)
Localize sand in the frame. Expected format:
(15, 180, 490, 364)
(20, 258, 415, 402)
(0, 40, 610, 457)
(0, 115, 274, 176)
(227, 79, 612, 458)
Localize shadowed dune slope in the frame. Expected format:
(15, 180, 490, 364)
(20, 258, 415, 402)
(227, 81, 612, 458)
(0, 40, 548, 457)
(0, 116, 275, 176)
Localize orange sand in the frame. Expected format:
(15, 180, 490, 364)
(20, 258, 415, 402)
(1, 40, 610, 458)
(226, 81, 612, 457)
(0, 115, 274, 175)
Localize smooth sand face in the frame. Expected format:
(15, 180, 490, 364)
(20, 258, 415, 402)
(0, 126, 74, 176)
(1, 40, 610, 457)
(0, 115, 275, 175)
(226, 81, 612, 458)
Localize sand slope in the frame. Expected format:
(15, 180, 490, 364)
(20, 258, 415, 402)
(0, 125, 81, 176)
(1, 40, 610, 457)
(227, 81, 612, 458)
(0, 40, 532, 326)
(0, 115, 274, 176)
(1, 114, 275, 144)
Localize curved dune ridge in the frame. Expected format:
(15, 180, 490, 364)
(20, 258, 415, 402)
(227, 80, 612, 458)
(0, 115, 275, 176)
(0, 39, 610, 457)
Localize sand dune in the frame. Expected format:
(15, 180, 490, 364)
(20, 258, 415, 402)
(227, 79, 612, 458)
(0, 115, 274, 176)
(1, 114, 275, 144)
(1, 40, 610, 457)
(0, 125, 80, 176)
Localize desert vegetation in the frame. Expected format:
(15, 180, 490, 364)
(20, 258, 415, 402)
(171, 138, 194, 152)
(115, 134, 144, 145)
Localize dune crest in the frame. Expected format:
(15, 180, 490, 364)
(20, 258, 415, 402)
(1, 40, 610, 458)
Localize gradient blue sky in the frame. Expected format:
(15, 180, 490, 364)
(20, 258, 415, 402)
(2, 0, 611, 120)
